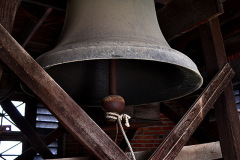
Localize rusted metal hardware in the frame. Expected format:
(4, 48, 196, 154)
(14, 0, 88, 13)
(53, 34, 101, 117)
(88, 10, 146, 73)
(102, 95, 125, 113)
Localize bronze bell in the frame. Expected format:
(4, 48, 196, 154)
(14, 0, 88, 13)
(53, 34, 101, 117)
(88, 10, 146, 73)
(36, 0, 203, 106)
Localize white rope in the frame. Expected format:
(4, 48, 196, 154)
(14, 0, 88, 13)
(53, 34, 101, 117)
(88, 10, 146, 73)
(106, 112, 136, 160)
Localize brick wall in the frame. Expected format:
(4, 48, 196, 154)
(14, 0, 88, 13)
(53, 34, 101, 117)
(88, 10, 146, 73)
(106, 112, 175, 152)
(129, 113, 175, 152)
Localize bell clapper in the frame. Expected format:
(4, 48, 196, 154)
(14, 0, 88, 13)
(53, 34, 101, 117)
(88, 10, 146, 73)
(102, 60, 135, 159)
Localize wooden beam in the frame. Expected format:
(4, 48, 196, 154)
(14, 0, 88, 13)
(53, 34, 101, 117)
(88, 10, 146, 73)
(0, 132, 25, 141)
(0, 0, 18, 83)
(119, 128, 138, 151)
(81, 103, 161, 127)
(160, 103, 217, 143)
(21, 0, 223, 42)
(22, 99, 37, 154)
(21, 8, 53, 48)
(16, 126, 65, 160)
(56, 141, 222, 160)
(220, 0, 240, 25)
(132, 142, 222, 160)
(0, 100, 54, 159)
(157, 0, 223, 41)
(199, 19, 227, 76)
(24, 100, 37, 128)
(0, 24, 129, 160)
(154, 0, 169, 5)
(0, 0, 18, 33)
(199, 17, 240, 160)
(175, 141, 222, 160)
(124, 103, 161, 121)
(149, 63, 234, 160)
(22, 0, 66, 11)
(102, 121, 161, 132)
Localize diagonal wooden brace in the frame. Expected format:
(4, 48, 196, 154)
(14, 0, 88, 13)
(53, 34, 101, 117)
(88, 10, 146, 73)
(0, 100, 54, 159)
(16, 126, 65, 160)
(150, 63, 235, 160)
(0, 24, 129, 160)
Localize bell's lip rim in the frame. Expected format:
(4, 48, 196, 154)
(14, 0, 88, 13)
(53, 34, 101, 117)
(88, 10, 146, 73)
(37, 41, 203, 89)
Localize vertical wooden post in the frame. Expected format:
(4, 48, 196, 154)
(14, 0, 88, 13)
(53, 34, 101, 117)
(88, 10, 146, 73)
(0, 0, 19, 80)
(22, 99, 38, 154)
(199, 17, 240, 159)
(24, 100, 37, 128)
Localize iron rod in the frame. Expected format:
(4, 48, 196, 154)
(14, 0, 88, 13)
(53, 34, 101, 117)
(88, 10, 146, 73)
(109, 59, 118, 95)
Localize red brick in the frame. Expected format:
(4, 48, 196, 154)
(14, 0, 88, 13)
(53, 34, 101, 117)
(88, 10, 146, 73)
(145, 144, 154, 147)
(162, 126, 174, 130)
(132, 144, 144, 147)
(137, 140, 148, 143)
(138, 148, 148, 151)
(148, 127, 161, 130)
(155, 140, 163, 143)
(143, 131, 155, 135)
(131, 140, 137, 143)
(156, 131, 167, 134)
(154, 144, 161, 147)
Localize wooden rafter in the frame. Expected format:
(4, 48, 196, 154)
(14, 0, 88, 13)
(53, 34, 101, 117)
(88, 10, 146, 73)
(0, 0, 19, 81)
(0, 23, 129, 160)
(0, 0, 19, 33)
(150, 63, 235, 159)
(21, 7, 53, 48)
(200, 17, 240, 159)
(0, 132, 24, 141)
(158, 0, 223, 41)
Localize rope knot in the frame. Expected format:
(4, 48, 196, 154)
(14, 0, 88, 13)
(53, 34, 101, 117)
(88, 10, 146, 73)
(105, 112, 131, 127)
(105, 112, 136, 160)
